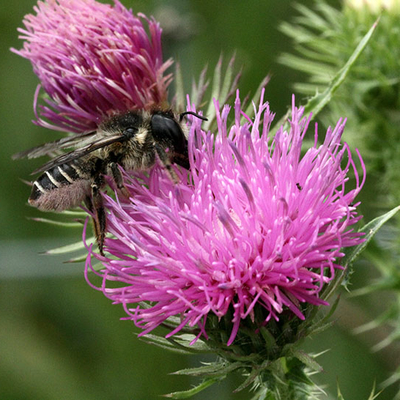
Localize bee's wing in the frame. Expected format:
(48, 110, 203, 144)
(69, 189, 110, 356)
(31, 133, 127, 175)
(12, 131, 98, 160)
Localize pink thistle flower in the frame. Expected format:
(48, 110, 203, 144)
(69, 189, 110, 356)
(85, 91, 365, 346)
(12, 0, 172, 133)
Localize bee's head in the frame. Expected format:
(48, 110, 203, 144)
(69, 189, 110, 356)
(151, 111, 188, 156)
(151, 111, 207, 170)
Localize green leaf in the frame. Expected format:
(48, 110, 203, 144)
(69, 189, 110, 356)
(242, 75, 270, 123)
(164, 377, 222, 399)
(191, 65, 209, 107)
(174, 62, 185, 113)
(171, 335, 211, 352)
(337, 385, 345, 400)
(29, 217, 82, 228)
(289, 350, 323, 373)
(318, 206, 399, 302)
(232, 361, 270, 393)
(279, 52, 335, 76)
(63, 254, 88, 264)
(204, 56, 222, 129)
(354, 308, 397, 335)
(219, 54, 235, 105)
(303, 19, 379, 117)
(381, 368, 400, 393)
(337, 381, 381, 399)
(272, 18, 378, 135)
(140, 334, 205, 355)
(304, 295, 339, 336)
(249, 387, 269, 400)
(52, 209, 86, 216)
(172, 361, 241, 377)
(294, 3, 334, 31)
(44, 239, 90, 255)
(202, 55, 242, 132)
(342, 205, 400, 269)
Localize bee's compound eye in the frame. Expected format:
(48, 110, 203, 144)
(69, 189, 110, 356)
(151, 114, 186, 153)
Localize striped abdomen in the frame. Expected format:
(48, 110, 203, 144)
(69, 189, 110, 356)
(29, 161, 92, 212)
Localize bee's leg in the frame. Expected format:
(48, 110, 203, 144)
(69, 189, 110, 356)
(83, 194, 102, 255)
(172, 152, 190, 170)
(90, 174, 106, 255)
(109, 162, 129, 198)
(154, 144, 179, 183)
(83, 195, 94, 215)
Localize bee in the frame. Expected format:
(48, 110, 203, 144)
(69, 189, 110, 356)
(13, 109, 207, 254)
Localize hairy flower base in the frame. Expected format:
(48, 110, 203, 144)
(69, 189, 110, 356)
(85, 92, 365, 345)
(13, 0, 172, 132)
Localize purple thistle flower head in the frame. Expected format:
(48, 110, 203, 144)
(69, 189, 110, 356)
(13, 0, 172, 133)
(85, 91, 365, 346)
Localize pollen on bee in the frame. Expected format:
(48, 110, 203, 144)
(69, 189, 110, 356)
(29, 180, 91, 212)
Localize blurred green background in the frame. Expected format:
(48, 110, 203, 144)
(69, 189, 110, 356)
(1, 0, 398, 399)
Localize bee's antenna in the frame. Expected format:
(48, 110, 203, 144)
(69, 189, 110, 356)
(179, 111, 208, 123)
